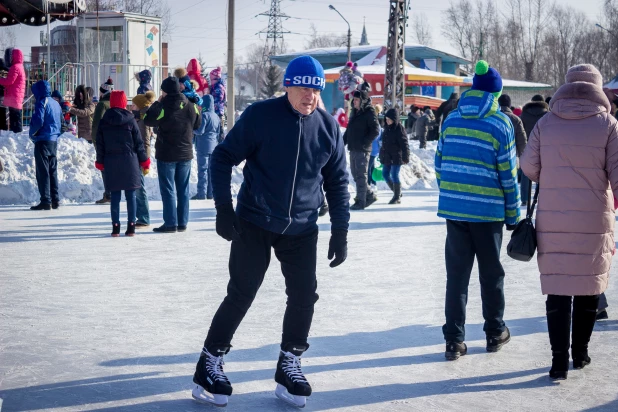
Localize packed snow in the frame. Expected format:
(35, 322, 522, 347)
(0, 130, 436, 206)
(0, 192, 617, 411)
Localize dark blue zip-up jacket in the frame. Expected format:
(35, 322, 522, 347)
(211, 94, 350, 235)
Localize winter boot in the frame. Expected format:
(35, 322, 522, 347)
(596, 309, 608, 320)
(96, 194, 111, 204)
(389, 183, 402, 204)
(319, 201, 329, 217)
(445, 342, 467, 361)
(486, 327, 511, 352)
(111, 223, 121, 237)
(365, 191, 378, 208)
(125, 222, 136, 237)
(30, 203, 51, 210)
(52, 201, 60, 210)
(572, 295, 600, 370)
(350, 197, 366, 210)
(192, 347, 233, 407)
(385, 181, 394, 191)
(275, 344, 312, 408)
(546, 296, 572, 380)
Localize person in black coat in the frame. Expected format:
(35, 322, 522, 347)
(144, 76, 201, 233)
(380, 108, 410, 204)
(435, 92, 459, 129)
(520, 95, 549, 206)
(343, 90, 380, 210)
(95, 91, 150, 237)
(0, 58, 7, 131)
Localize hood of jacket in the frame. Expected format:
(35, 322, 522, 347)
(456, 89, 499, 120)
(102, 107, 136, 126)
(500, 106, 514, 115)
(161, 92, 189, 110)
(201, 94, 214, 113)
(522, 101, 549, 117)
(32, 80, 51, 101)
(6, 48, 23, 66)
(549, 82, 610, 120)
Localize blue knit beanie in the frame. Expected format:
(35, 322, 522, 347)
(472, 61, 502, 97)
(283, 56, 325, 91)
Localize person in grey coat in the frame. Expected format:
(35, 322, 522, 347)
(415, 107, 435, 149)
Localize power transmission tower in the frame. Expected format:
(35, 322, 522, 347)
(384, 0, 406, 111)
(258, 0, 290, 59)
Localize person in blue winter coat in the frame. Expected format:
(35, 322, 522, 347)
(95, 91, 150, 237)
(136, 69, 153, 95)
(29, 80, 62, 211)
(192, 95, 220, 200)
(191, 56, 350, 409)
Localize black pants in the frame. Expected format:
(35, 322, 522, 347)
(8, 107, 22, 133)
(204, 219, 319, 351)
(0, 106, 8, 130)
(34, 141, 59, 204)
(443, 220, 506, 342)
(546, 294, 599, 358)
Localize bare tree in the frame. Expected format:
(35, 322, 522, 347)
(0, 27, 17, 55)
(504, 0, 554, 81)
(305, 23, 348, 49)
(412, 13, 433, 46)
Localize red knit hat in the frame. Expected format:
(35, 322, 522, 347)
(110, 90, 127, 109)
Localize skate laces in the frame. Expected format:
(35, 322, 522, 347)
(281, 351, 308, 384)
(203, 349, 229, 383)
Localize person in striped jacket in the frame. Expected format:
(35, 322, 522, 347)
(435, 60, 521, 361)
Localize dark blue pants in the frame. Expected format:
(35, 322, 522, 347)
(443, 220, 506, 342)
(9, 107, 22, 133)
(519, 169, 530, 204)
(135, 174, 150, 225)
(196, 153, 213, 198)
(382, 164, 402, 184)
(367, 155, 377, 185)
(157, 160, 191, 227)
(110, 190, 136, 224)
(34, 141, 59, 204)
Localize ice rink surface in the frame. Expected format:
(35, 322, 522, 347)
(1, 191, 617, 411)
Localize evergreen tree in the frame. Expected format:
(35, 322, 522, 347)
(260, 64, 283, 98)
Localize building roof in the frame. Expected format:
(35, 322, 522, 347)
(271, 44, 471, 68)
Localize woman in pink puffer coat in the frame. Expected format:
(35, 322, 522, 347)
(521, 64, 618, 381)
(0, 48, 26, 133)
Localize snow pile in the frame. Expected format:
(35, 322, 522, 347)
(0, 129, 435, 205)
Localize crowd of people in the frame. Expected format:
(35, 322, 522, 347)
(1, 45, 618, 406)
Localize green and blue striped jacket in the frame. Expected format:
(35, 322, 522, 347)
(435, 89, 521, 225)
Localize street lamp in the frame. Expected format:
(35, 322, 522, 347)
(329, 5, 352, 63)
(596, 23, 618, 41)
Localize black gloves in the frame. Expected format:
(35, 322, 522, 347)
(216, 203, 242, 242)
(328, 230, 348, 268)
(506, 224, 517, 231)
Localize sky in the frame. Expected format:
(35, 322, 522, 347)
(1, 0, 608, 70)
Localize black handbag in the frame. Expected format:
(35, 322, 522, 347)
(507, 183, 540, 262)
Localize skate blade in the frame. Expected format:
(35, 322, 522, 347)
(275, 384, 306, 408)
(192, 385, 228, 407)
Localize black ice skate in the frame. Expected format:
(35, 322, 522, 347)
(275, 344, 311, 408)
(192, 347, 232, 407)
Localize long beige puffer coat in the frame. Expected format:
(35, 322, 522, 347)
(521, 72, 618, 296)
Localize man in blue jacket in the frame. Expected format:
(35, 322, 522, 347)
(29, 80, 62, 210)
(192, 56, 350, 409)
(192, 95, 220, 200)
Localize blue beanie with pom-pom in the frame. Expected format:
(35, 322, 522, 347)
(472, 60, 502, 97)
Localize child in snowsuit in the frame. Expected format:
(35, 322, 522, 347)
(192, 95, 220, 200)
(96, 91, 150, 237)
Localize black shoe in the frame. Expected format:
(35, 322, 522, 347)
(445, 342, 467, 361)
(111, 223, 121, 237)
(596, 309, 608, 320)
(125, 222, 136, 237)
(191, 195, 206, 200)
(319, 203, 329, 217)
(52, 201, 60, 209)
(192, 347, 233, 407)
(350, 202, 365, 211)
(177, 225, 187, 232)
(153, 225, 177, 233)
(573, 354, 591, 370)
(275, 344, 312, 400)
(30, 203, 51, 210)
(365, 192, 378, 208)
(135, 222, 150, 228)
(486, 327, 511, 352)
(549, 351, 569, 380)
(96, 195, 111, 204)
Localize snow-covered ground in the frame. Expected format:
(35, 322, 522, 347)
(1, 193, 617, 411)
(0, 130, 437, 206)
